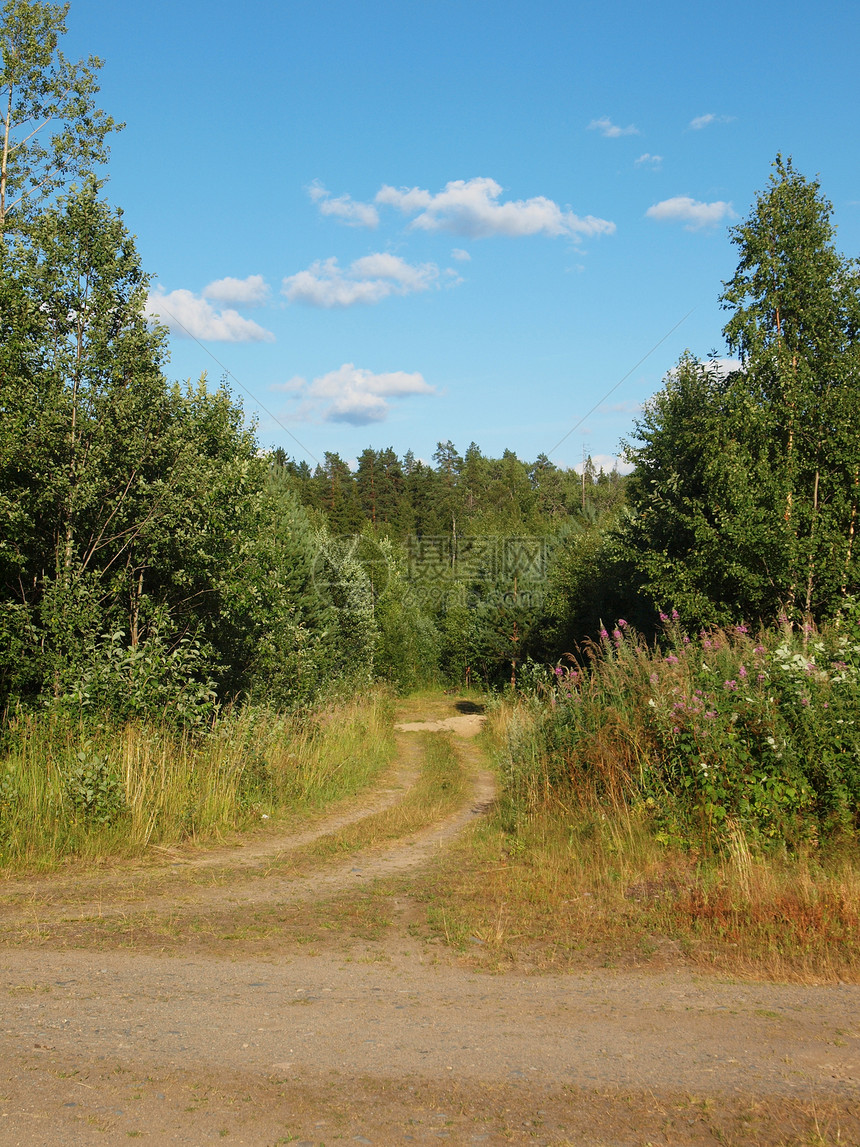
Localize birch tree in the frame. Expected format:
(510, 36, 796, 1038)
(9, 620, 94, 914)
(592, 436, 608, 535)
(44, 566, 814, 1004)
(721, 155, 860, 618)
(1, 0, 119, 233)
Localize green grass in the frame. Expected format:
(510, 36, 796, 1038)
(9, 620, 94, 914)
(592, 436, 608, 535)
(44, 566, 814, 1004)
(0, 692, 395, 871)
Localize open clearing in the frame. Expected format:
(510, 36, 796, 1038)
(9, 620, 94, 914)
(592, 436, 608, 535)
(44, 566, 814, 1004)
(1, 695, 858, 1145)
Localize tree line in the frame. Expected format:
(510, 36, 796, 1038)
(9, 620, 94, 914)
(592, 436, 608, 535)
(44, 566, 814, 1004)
(2, 2, 859, 726)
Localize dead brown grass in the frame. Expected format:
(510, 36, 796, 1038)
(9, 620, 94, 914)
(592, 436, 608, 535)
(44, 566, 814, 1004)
(416, 803, 860, 980)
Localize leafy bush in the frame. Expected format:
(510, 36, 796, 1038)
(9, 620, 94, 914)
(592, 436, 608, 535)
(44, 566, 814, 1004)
(374, 538, 440, 691)
(64, 748, 125, 825)
(59, 609, 218, 728)
(498, 610, 860, 848)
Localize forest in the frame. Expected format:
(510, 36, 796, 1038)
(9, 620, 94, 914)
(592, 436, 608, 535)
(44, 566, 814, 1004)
(2, 0, 860, 883)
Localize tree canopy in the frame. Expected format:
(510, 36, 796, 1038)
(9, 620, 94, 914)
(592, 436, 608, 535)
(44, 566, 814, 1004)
(621, 156, 860, 627)
(1, 0, 119, 232)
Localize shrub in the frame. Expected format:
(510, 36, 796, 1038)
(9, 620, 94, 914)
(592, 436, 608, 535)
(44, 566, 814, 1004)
(499, 612, 860, 848)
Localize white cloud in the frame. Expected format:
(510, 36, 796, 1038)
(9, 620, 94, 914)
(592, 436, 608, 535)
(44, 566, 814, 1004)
(634, 153, 663, 169)
(709, 357, 742, 378)
(202, 274, 269, 306)
(574, 453, 635, 476)
(375, 176, 614, 239)
(273, 363, 435, 425)
(145, 288, 275, 342)
(688, 113, 734, 131)
(587, 116, 639, 138)
(282, 253, 440, 308)
(645, 196, 735, 230)
(308, 180, 379, 227)
(451, 247, 471, 261)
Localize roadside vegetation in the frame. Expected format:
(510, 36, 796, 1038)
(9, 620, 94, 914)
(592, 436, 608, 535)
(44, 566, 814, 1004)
(422, 613, 860, 980)
(412, 155, 860, 980)
(0, 694, 394, 871)
(2, 0, 860, 985)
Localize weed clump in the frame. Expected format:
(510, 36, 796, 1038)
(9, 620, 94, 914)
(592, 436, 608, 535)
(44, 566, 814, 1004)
(431, 611, 860, 979)
(504, 607, 860, 850)
(0, 693, 394, 870)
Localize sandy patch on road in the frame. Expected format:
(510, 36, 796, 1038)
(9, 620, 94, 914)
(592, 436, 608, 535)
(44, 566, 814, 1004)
(396, 713, 486, 736)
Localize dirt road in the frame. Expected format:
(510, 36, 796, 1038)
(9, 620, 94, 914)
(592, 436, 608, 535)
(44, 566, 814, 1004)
(1, 698, 858, 1145)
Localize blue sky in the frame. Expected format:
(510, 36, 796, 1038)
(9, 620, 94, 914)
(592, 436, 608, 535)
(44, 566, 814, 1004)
(65, 0, 860, 472)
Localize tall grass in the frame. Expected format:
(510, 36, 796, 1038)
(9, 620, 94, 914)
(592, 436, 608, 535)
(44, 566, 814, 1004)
(0, 693, 394, 871)
(504, 613, 860, 847)
(431, 618, 860, 978)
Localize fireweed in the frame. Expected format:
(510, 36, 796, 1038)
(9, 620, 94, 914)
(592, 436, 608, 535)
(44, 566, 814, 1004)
(502, 606, 860, 848)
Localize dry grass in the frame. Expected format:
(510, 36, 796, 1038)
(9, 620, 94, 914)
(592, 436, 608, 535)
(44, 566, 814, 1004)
(417, 701, 860, 982)
(289, 731, 467, 862)
(0, 724, 469, 953)
(0, 692, 395, 871)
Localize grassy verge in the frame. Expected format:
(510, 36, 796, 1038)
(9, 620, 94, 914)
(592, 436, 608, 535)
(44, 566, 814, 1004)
(418, 699, 860, 982)
(0, 693, 395, 872)
(0, 728, 468, 952)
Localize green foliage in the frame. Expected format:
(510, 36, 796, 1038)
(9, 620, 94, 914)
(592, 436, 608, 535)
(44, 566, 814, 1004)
(620, 158, 860, 628)
(0, 694, 395, 867)
(500, 617, 860, 848)
(64, 745, 123, 825)
(0, 0, 121, 232)
(373, 537, 439, 691)
(0, 176, 409, 716)
(60, 613, 218, 728)
(280, 436, 630, 682)
(311, 528, 378, 686)
(0, 764, 16, 826)
(621, 354, 781, 626)
(222, 466, 335, 708)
